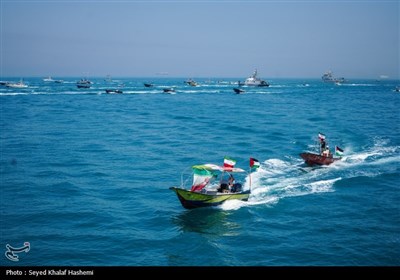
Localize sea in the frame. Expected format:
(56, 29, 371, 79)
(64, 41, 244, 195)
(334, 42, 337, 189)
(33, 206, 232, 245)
(0, 77, 399, 267)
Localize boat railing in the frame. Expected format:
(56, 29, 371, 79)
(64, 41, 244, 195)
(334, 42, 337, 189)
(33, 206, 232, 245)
(180, 166, 192, 189)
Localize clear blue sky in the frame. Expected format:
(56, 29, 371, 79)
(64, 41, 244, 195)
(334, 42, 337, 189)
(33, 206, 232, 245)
(1, 0, 399, 79)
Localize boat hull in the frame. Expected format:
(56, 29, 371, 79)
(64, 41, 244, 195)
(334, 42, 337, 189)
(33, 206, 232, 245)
(244, 82, 269, 87)
(105, 89, 123, 94)
(300, 152, 340, 166)
(169, 187, 250, 209)
(233, 88, 245, 94)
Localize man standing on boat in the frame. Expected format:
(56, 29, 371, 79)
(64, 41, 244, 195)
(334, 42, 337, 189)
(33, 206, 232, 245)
(320, 139, 327, 154)
(319, 133, 328, 155)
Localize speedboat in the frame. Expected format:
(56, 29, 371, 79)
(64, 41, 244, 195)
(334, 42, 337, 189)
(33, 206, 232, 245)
(244, 69, 269, 87)
(163, 88, 175, 93)
(144, 83, 154, 88)
(300, 152, 341, 166)
(300, 133, 343, 166)
(233, 88, 245, 94)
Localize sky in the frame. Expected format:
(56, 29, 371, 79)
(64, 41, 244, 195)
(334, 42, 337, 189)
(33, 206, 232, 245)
(1, 0, 399, 79)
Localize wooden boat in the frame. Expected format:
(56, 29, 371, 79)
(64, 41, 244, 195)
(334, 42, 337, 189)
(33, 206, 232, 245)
(300, 133, 343, 166)
(300, 152, 340, 166)
(170, 162, 254, 209)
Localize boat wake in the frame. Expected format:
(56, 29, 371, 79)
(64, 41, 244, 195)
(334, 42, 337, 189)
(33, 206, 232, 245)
(219, 140, 399, 211)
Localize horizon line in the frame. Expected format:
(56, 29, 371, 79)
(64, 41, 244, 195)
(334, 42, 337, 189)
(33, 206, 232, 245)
(1, 75, 398, 80)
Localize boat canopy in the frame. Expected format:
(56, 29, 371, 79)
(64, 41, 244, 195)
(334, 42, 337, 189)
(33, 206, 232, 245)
(190, 164, 244, 192)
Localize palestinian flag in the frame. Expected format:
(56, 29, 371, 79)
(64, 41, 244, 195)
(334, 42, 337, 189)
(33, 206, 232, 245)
(250, 158, 260, 170)
(318, 133, 326, 141)
(335, 146, 344, 157)
(223, 156, 237, 168)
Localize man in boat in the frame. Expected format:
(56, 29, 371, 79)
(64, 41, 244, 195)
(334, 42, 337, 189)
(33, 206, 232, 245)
(319, 136, 333, 157)
(320, 138, 327, 154)
(217, 174, 235, 193)
(322, 145, 332, 158)
(217, 174, 243, 193)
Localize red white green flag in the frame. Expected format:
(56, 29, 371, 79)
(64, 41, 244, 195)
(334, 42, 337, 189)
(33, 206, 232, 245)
(190, 165, 217, 192)
(223, 156, 236, 168)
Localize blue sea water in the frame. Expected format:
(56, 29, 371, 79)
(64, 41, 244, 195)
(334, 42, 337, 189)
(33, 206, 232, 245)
(0, 77, 399, 266)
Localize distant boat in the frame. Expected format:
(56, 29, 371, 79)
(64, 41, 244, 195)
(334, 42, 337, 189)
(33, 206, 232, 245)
(104, 75, 113, 83)
(233, 88, 245, 94)
(6, 79, 28, 88)
(43, 76, 54, 82)
(144, 83, 154, 88)
(163, 88, 175, 93)
(77, 78, 92, 88)
(105, 89, 123, 94)
(185, 79, 198, 87)
(243, 69, 269, 87)
(44, 76, 64, 83)
(322, 71, 346, 84)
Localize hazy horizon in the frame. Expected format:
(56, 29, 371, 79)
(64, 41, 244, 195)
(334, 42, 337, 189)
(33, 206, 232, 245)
(0, 74, 398, 81)
(1, 0, 399, 79)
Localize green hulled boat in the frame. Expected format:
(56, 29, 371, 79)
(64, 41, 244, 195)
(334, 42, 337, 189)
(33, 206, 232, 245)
(169, 187, 250, 209)
(170, 161, 255, 209)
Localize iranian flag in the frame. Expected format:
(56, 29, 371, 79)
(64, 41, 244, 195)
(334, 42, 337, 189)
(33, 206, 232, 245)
(250, 158, 260, 170)
(318, 133, 326, 140)
(190, 165, 217, 192)
(223, 156, 236, 168)
(335, 146, 344, 157)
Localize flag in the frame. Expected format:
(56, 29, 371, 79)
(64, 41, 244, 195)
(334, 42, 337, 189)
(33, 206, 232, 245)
(223, 156, 236, 168)
(318, 133, 326, 141)
(191, 165, 217, 192)
(335, 146, 344, 157)
(250, 158, 260, 170)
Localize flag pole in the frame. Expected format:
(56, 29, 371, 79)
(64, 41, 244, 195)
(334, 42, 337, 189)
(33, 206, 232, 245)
(249, 167, 252, 193)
